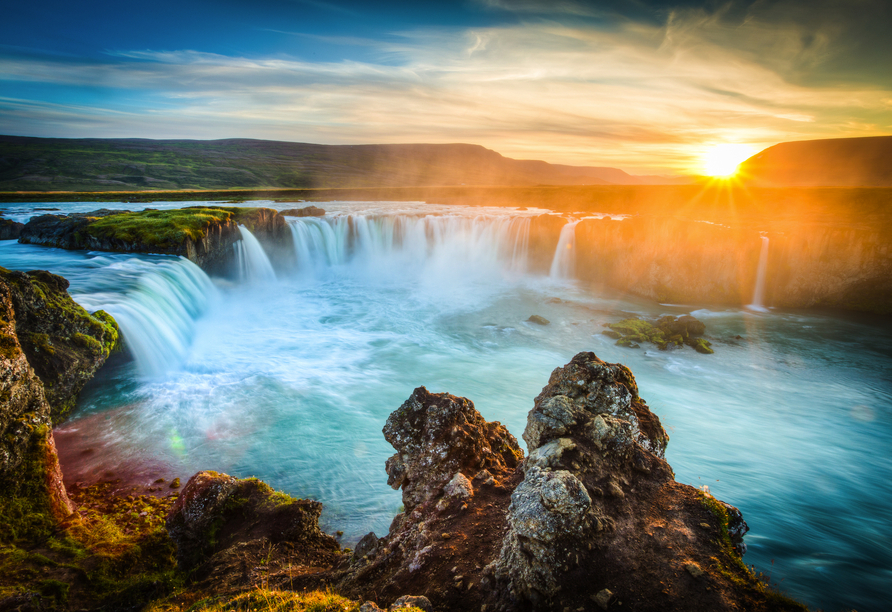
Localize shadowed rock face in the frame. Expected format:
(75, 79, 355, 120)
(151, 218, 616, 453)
(166, 470, 341, 586)
(0, 218, 24, 240)
(0, 271, 76, 522)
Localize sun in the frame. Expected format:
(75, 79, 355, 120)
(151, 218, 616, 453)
(702, 143, 756, 177)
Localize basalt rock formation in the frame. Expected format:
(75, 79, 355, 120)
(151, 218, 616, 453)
(18, 206, 289, 274)
(334, 353, 804, 612)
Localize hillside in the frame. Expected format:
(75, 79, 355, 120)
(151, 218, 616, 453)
(739, 135, 892, 187)
(0, 136, 687, 191)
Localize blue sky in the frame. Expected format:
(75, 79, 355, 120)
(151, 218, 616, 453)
(2, 0, 890, 173)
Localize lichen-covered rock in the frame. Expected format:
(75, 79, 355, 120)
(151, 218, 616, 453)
(489, 352, 785, 611)
(166, 470, 340, 573)
(336, 387, 524, 610)
(523, 353, 667, 458)
(493, 466, 593, 604)
(607, 315, 712, 354)
(0, 267, 119, 421)
(383, 386, 522, 510)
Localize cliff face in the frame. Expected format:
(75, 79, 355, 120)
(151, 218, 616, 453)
(0, 271, 86, 535)
(18, 207, 289, 275)
(528, 214, 892, 314)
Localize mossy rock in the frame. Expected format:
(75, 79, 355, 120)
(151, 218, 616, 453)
(686, 336, 714, 354)
(0, 268, 119, 421)
(607, 315, 712, 355)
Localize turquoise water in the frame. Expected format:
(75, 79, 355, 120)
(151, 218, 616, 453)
(2, 201, 890, 612)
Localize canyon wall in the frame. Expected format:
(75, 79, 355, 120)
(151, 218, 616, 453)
(529, 214, 892, 315)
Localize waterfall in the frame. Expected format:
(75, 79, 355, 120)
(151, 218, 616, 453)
(748, 235, 770, 312)
(75, 258, 217, 377)
(234, 225, 277, 283)
(549, 219, 580, 279)
(286, 214, 531, 281)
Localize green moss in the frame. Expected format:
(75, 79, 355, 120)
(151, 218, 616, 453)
(23, 331, 54, 355)
(686, 336, 714, 354)
(89, 309, 121, 355)
(88, 208, 237, 248)
(182, 588, 403, 612)
(38, 578, 70, 604)
(73, 332, 103, 356)
(0, 426, 58, 544)
(0, 330, 19, 359)
(608, 319, 667, 348)
(699, 492, 807, 611)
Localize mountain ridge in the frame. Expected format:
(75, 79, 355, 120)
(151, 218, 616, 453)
(739, 135, 892, 187)
(0, 136, 688, 191)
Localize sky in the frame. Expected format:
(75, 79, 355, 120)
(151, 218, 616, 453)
(1, 0, 890, 174)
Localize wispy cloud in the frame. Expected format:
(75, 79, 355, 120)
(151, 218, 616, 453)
(1, 11, 890, 173)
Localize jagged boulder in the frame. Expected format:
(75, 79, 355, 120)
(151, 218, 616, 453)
(332, 356, 804, 611)
(0, 267, 119, 421)
(166, 470, 341, 580)
(488, 352, 795, 611)
(336, 387, 524, 610)
(383, 386, 523, 511)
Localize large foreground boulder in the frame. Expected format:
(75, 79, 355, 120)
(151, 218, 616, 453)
(336, 353, 805, 612)
(0, 271, 78, 542)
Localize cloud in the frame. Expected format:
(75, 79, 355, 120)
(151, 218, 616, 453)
(1, 9, 890, 173)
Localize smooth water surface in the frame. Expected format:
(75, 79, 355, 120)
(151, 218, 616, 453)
(1, 200, 890, 612)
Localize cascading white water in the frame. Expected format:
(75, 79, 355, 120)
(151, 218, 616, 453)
(748, 235, 769, 312)
(287, 214, 531, 282)
(234, 225, 277, 283)
(75, 258, 217, 377)
(549, 219, 580, 279)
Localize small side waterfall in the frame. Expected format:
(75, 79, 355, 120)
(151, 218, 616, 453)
(748, 235, 770, 311)
(75, 258, 218, 377)
(234, 225, 277, 283)
(549, 219, 580, 279)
